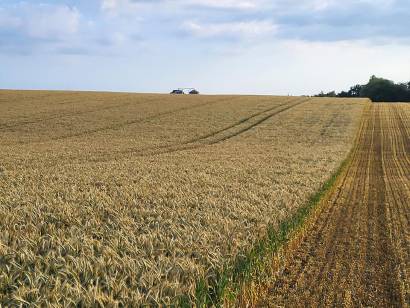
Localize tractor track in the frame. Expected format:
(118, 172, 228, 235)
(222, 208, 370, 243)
(0, 92, 139, 125)
(87, 98, 309, 162)
(7, 97, 240, 145)
(15, 97, 305, 167)
(48, 96, 239, 142)
(212, 99, 308, 143)
(28, 98, 307, 167)
(0, 99, 144, 130)
(258, 103, 409, 307)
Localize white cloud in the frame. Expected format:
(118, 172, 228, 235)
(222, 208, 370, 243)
(268, 0, 396, 12)
(2, 0, 409, 58)
(182, 0, 260, 9)
(0, 3, 91, 55)
(97, 0, 410, 44)
(24, 5, 80, 40)
(0, 8, 22, 29)
(182, 20, 277, 38)
(309, 0, 395, 10)
(0, 4, 80, 40)
(100, 0, 266, 13)
(101, 0, 151, 14)
(101, 0, 118, 11)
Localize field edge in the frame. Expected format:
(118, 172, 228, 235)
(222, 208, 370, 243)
(178, 103, 370, 307)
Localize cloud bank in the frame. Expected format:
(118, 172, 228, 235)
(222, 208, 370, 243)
(0, 0, 409, 94)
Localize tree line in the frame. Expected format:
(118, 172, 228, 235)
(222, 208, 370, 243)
(315, 76, 410, 102)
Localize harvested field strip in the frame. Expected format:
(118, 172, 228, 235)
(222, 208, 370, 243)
(395, 105, 410, 139)
(383, 105, 410, 305)
(257, 103, 410, 307)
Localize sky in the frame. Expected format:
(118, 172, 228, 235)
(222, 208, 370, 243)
(0, 0, 410, 95)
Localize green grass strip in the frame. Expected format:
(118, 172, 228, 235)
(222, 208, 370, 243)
(178, 154, 351, 307)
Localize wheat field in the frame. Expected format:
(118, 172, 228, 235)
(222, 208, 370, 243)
(0, 90, 367, 305)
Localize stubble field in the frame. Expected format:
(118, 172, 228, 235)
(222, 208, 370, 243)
(257, 103, 410, 307)
(0, 90, 366, 305)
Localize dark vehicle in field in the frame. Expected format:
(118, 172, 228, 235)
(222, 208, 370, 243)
(170, 88, 200, 95)
(170, 89, 184, 94)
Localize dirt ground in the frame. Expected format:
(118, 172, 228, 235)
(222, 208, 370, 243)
(259, 103, 410, 307)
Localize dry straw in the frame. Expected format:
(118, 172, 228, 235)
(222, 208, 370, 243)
(0, 90, 366, 306)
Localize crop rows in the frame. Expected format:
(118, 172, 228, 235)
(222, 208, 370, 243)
(258, 103, 410, 307)
(0, 90, 366, 305)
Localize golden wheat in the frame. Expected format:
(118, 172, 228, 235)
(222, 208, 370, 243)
(0, 90, 366, 305)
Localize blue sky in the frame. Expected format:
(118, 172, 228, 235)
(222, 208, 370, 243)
(1, 0, 410, 95)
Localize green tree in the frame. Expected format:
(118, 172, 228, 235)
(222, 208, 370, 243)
(360, 76, 409, 102)
(347, 84, 362, 97)
(313, 75, 410, 102)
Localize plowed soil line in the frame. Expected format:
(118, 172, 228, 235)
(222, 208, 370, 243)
(258, 103, 410, 307)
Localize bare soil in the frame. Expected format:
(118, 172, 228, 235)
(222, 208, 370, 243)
(259, 103, 410, 307)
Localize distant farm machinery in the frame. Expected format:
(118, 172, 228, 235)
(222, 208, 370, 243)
(170, 88, 200, 95)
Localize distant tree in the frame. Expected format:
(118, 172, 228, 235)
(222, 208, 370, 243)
(337, 85, 362, 97)
(313, 75, 410, 102)
(338, 91, 350, 97)
(360, 76, 409, 102)
(315, 90, 337, 97)
(407, 82, 410, 99)
(347, 84, 362, 97)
